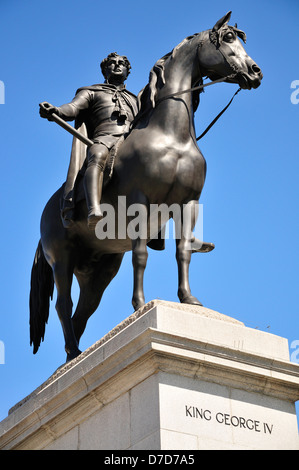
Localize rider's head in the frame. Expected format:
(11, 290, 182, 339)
(101, 52, 131, 85)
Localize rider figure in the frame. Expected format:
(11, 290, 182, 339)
(40, 52, 138, 229)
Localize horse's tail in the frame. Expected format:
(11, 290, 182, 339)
(29, 240, 54, 354)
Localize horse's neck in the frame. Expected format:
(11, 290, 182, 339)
(149, 42, 201, 139)
(160, 49, 198, 99)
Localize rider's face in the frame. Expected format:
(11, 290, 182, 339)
(105, 57, 128, 84)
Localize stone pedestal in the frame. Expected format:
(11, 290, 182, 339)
(1, 300, 299, 450)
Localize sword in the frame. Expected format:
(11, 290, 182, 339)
(39, 102, 94, 147)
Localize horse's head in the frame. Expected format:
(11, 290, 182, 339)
(198, 11, 263, 90)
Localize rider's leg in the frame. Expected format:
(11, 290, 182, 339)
(84, 143, 109, 228)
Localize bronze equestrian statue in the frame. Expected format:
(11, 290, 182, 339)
(30, 12, 262, 361)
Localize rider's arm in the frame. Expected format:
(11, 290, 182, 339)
(57, 89, 92, 121)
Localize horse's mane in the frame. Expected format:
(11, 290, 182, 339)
(136, 33, 202, 116)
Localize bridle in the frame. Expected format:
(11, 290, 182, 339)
(155, 34, 242, 141)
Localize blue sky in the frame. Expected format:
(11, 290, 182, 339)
(0, 0, 298, 425)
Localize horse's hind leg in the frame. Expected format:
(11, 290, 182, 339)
(175, 201, 203, 306)
(132, 236, 148, 310)
(53, 258, 81, 361)
(129, 193, 149, 311)
(72, 253, 124, 344)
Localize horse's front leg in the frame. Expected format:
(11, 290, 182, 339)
(175, 201, 203, 306)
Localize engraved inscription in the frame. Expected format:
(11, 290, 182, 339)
(185, 405, 273, 434)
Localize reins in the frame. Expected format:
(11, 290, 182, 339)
(155, 73, 235, 102)
(196, 85, 241, 140)
(155, 74, 241, 141)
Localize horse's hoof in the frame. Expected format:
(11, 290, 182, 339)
(66, 349, 82, 362)
(179, 294, 203, 306)
(132, 298, 145, 311)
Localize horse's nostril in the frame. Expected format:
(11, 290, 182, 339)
(252, 64, 261, 74)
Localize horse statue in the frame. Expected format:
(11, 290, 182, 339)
(30, 12, 262, 361)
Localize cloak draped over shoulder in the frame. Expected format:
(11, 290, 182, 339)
(60, 83, 138, 223)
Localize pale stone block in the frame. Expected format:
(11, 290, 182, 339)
(44, 426, 79, 450)
(160, 429, 198, 450)
(130, 374, 160, 447)
(129, 430, 160, 450)
(78, 392, 130, 450)
(152, 302, 289, 361)
(159, 373, 233, 446)
(158, 371, 299, 450)
(197, 438, 249, 450)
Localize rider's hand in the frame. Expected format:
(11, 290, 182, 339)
(39, 102, 59, 120)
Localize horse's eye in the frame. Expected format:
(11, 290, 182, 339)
(223, 32, 235, 42)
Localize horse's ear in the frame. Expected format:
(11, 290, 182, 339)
(212, 11, 232, 31)
(234, 27, 247, 43)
